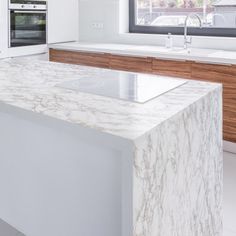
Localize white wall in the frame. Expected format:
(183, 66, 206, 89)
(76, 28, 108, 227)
(79, 0, 120, 42)
(78, 0, 236, 51)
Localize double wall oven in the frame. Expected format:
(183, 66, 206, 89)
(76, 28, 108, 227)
(9, 0, 47, 47)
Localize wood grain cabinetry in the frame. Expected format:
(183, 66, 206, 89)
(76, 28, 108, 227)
(49, 49, 110, 69)
(49, 48, 236, 143)
(109, 54, 152, 73)
(191, 62, 236, 143)
(152, 58, 192, 79)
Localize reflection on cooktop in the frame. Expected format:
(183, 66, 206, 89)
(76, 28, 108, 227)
(56, 70, 187, 103)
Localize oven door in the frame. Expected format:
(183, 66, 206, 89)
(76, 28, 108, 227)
(10, 10, 46, 47)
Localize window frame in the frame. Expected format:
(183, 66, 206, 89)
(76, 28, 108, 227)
(129, 0, 236, 37)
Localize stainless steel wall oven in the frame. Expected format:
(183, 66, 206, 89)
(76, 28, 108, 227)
(9, 0, 47, 47)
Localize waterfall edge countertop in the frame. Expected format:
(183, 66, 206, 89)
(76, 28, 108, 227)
(49, 42, 236, 65)
(0, 58, 220, 141)
(0, 58, 222, 236)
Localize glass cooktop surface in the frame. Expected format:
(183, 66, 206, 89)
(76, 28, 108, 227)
(57, 70, 187, 103)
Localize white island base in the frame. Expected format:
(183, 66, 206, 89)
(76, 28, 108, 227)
(0, 105, 134, 236)
(0, 60, 222, 236)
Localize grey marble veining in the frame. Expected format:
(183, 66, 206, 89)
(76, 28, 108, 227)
(133, 88, 222, 236)
(0, 58, 222, 236)
(0, 58, 220, 141)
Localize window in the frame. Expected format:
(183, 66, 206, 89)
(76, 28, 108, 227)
(129, 0, 236, 36)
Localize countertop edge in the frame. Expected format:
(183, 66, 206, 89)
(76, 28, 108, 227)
(0, 101, 135, 151)
(49, 43, 236, 66)
(133, 83, 222, 145)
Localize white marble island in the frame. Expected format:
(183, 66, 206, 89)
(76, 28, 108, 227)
(0, 59, 222, 236)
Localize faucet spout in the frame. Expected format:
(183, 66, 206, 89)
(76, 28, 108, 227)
(184, 13, 202, 49)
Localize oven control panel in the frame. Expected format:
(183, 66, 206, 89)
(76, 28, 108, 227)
(9, 0, 47, 10)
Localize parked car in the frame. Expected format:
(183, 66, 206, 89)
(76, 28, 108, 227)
(151, 15, 199, 26)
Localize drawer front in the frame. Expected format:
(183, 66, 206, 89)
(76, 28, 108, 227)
(49, 49, 110, 68)
(224, 121, 236, 143)
(191, 62, 236, 82)
(49, 49, 236, 143)
(192, 62, 236, 143)
(109, 54, 153, 73)
(152, 59, 192, 79)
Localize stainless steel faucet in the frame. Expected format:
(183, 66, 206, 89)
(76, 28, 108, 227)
(184, 13, 202, 49)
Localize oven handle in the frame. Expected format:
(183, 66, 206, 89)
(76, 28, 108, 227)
(11, 10, 46, 14)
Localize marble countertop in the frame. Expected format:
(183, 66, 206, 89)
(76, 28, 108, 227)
(0, 58, 221, 141)
(49, 42, 236, 65)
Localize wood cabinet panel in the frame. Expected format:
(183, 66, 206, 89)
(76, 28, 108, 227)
(152, 59, 192, 79)
(191, 62, 236, 82)
(49, 49, 236, 143)
(191, 62, 236, 143)
(224, 122, 236, 143)
(109, 54, 153, 73)
(49, 49, 110, 69)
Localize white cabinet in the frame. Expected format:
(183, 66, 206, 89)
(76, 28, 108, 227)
(47, 0, 79, 44)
